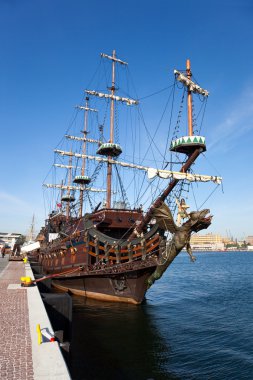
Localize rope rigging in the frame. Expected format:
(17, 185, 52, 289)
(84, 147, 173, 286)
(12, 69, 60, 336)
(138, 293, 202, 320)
(114, 165, 130, 207)
(43, 56, 221, 226)
(172, 88, 186, 140)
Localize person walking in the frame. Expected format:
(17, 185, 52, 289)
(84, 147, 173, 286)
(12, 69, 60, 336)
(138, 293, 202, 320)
(1, 244, 6, 258)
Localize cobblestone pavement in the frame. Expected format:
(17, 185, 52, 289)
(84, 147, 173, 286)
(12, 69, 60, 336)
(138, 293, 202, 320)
(0, 259, 34, 380)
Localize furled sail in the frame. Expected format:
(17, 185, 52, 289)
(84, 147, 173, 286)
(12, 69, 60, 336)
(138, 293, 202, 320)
(54, 163, 81, 169)
(174, 70, 209, 97)
(43, 184, 106, 192)
(65, 134, 100, 144)
(85, 90, 139, 106)
(54, 149, 222, 185)
(147, 168, 222, 184)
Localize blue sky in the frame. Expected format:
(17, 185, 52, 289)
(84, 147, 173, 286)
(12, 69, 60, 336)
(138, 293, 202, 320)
(0, 0, 253, 239)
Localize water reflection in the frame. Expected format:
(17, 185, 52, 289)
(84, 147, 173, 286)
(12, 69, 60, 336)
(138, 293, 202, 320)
(69, 296, 179, 380)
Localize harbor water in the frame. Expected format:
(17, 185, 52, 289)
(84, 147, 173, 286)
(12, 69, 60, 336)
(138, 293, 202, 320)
(69, 251, 253, 380)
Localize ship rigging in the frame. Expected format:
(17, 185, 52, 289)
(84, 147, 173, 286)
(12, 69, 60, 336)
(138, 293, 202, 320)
(38, 51, 222, 304)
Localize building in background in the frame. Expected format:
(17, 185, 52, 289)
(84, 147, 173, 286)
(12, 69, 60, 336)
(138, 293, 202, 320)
(190, 233, 225, 251)
(245, 236, 253, 245)
(190, 233, 253, 251)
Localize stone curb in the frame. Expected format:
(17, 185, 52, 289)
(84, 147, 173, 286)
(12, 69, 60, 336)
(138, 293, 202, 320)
(25, 263, 71, 380)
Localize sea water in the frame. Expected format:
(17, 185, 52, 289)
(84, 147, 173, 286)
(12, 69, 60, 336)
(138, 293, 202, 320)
(69, 251, 253, 380)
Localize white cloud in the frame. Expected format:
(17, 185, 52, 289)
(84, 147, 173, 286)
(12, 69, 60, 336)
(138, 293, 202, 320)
(0, 191, 26, 206)
(0, 191, 34, 221)
(208, 87, 253, 152)
(0, 191, 29, 207)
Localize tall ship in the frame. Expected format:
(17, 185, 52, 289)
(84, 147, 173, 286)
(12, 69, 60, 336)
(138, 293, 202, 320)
(38, 51, 222, 304)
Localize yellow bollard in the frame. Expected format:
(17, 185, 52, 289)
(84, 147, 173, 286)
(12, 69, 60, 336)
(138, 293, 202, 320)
(23, 257, 28, 263)
(25, 277, 32, 285)
(36, 324, 42, 345)
(20, 276, 33, 287)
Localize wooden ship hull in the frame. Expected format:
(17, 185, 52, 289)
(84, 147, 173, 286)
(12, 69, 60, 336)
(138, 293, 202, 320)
(39, 209, 163, 304)
(51, 267, 156, 305)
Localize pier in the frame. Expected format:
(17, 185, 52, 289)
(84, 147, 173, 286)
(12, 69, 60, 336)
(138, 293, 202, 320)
(0, 255, 71, 380)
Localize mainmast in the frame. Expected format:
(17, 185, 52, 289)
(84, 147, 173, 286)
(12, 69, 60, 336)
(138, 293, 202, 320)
(85, 50, 138, 209)
(107, 50, 116, 208)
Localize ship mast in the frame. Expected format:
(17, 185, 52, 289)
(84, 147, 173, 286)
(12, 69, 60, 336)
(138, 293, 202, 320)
(103, 50, 127, 208)
(107, 50, 115, 208)
(129, 59, 209, 240)
(85, 51, 138, 209)
(187, 59, 193, 136)
(66, 154, 73, 221)
(76, 97, 97, 217)
(28, 214, 35, 241)
(60, 179, 64, 211)
(59, 152, 76, 221)
(80, 98, 89, 217)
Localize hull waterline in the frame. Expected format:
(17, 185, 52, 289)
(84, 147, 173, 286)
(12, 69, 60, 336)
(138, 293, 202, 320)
(51, 266, 156, 305)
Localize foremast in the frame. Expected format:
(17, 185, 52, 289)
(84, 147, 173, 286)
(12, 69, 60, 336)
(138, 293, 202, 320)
(129, 59, 210, 240)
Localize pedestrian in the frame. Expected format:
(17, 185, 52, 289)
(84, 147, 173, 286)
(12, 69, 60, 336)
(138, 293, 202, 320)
(1, 244, 6, 258)
(13, 243, 21, 256)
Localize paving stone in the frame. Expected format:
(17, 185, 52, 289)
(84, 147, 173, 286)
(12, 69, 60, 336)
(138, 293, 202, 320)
(0, 261, 34, 380)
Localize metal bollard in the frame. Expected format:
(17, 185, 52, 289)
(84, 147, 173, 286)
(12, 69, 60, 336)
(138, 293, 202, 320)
(36, 324, 42, 345)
